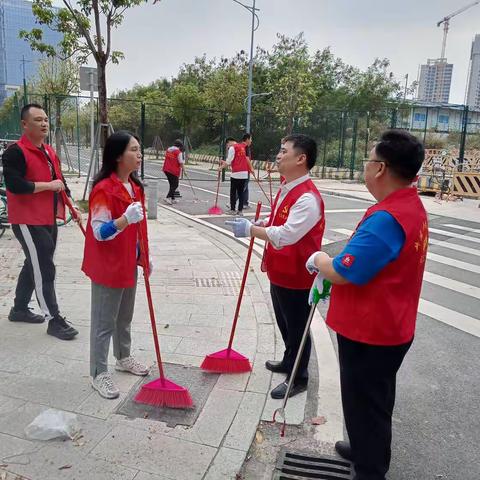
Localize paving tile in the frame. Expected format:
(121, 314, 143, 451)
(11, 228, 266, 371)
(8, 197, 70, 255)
(91, 424, 216, 480)
(203, 447, 245, 480)
(76, 390, 126, 420)
(223, 392, 265, 452)
(256, 324, 275, 354)
(246, 353, 272, 394)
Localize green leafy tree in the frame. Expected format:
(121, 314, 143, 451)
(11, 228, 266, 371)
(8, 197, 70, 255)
(20, 0, 160, 139)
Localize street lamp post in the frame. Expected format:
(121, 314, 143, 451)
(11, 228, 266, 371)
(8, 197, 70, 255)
(232, 0, 259, 134)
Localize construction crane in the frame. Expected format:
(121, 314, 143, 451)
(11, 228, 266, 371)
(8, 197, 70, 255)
(437, 1, 480, 59)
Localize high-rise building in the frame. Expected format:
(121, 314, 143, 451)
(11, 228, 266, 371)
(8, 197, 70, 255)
(466, 34, 480, 111)
(0, 0, 62, 103)
(417, 58, 453, 104)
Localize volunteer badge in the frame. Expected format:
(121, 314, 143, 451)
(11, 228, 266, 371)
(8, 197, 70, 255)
(341, 254, 355, 268)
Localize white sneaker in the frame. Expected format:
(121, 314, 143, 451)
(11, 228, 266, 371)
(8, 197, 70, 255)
(164, 198, 173, 205)
(115, 356, 150, 376)
(91, 372, 120, 399)
(236, 211, 244, 217)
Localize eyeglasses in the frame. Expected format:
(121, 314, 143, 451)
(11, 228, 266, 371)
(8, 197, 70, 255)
(363, 159, 387, 166)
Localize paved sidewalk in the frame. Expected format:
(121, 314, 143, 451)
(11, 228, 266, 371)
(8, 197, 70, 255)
(0, 179, 296, 480)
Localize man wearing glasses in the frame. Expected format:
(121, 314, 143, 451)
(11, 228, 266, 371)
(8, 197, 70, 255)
(306, 130, 426, 480)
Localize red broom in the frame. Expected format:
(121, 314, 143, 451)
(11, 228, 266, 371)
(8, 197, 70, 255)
(208, 165, 223, 215)
(201, 201, 262, 373)
(134, 203, 193, 408)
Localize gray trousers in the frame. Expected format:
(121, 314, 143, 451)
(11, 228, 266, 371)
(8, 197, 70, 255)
(90, 279, 137, 378)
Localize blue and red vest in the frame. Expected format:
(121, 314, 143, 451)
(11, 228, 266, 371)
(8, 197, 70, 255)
(7, 135, 66, 225)
(263, 179, 325, 289)
(163, 147, 182, 177)
(231, 143, 248, 173)
(327, 187, 428, 345)
(82, 173, 149, 289)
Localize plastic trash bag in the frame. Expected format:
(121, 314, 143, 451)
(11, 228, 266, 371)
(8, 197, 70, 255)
(25, 409, 80, 441)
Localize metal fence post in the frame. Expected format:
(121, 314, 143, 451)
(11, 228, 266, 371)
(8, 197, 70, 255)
(390, 108, 398, 129)
(322, 115, 328, 178)
(458, 105, 469, 172)
(140, 102, 146, 180)
(423, 107, 429, 144)
(364, 111, 370, 160)
(76, 96, 81, 177)
(349, 117, 358, 180)
(221, 111, 227, 182)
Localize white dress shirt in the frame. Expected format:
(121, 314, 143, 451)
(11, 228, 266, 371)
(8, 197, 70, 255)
(226, 145, 248, 179)
(264, 174, 321, 249)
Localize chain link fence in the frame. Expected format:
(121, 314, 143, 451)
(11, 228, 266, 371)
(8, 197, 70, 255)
(1, 93, 479, 184)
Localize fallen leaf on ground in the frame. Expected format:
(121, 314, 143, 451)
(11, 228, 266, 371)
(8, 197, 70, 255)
(255, 429, 264, 444)
(164, 324, 169, 329)
(311, 416, 327, 425)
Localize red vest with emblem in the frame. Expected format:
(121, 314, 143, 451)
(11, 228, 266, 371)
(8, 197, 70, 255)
(162, 147, 182, 177)
(263, 179, 325, 289)
(6, 135, 66, 225)
(231, 143, 248, 173)
(326, 187, 428, 346)
(82, 173, 149, 289)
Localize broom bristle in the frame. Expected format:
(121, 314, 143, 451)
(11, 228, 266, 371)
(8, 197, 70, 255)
(134, 378, 193, 409)
(208, 206, 223, 215)
(201, 348, 251, 373)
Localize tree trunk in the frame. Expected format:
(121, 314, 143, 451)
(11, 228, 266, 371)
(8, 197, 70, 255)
(97, 60, 109, 147)
(55, 98, 62, 162)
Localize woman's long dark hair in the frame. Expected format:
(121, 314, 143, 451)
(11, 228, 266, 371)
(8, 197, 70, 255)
(92, 131, 143, 190)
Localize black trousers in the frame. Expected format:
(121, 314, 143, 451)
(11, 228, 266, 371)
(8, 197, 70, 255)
(337, 334, 412, 480)
(165, 172, 179, 199)
(12, 223, 60, 320)
(270, 283, 311, 382)
(230, 178, 247, 212)
(243, 174, 250, 206)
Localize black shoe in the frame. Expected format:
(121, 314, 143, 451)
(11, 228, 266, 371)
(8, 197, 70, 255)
(8, 307, 45, 324)
(335, 441, 353, 462)
(270, 380, 308, 399)
(47, 316, 78, 340)
(265, 360, 289, 374)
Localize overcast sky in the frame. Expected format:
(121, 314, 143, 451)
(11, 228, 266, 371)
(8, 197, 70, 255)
(54, 0, 480, 104)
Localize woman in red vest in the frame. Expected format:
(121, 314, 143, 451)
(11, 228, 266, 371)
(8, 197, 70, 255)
(226, 134, 325, 399)
(82, 131, 151, 400)
(162, 139, 185, 205)
(306, 130, 426, 480)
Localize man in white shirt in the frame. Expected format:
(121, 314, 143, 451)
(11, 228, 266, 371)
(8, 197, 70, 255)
(220, 137, 253, 215)
(226, 134, 326, 399)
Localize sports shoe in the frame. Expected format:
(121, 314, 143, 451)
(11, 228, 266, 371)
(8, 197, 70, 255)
(8, 307, 45, 324)
(164, 198, 173, 205)
(226, 209, 236, 215)
(235, 211, 244, 217)
(91, 372, 120, 399)
(115, 356, 149, 376)
(243, 204, 251, 210)
(47, 316, 78, 340)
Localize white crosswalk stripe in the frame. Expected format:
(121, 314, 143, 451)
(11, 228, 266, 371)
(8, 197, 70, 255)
(329, 226, 480, 338)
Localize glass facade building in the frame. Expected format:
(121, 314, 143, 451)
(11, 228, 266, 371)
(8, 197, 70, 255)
(0, 0, 62, 102)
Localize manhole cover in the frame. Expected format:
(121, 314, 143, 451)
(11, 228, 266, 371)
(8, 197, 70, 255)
(273, 450, 353, 479)
(115, 364, 219, 427)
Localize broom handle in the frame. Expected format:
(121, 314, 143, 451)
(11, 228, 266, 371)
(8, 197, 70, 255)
(251, 171, 272, 206)
(213, 166, 222, 208)
(61, 191, 86, 236)
(268, 171, 273, 205)
(137, 202, 166, 381)
(227, 201, 262, 350)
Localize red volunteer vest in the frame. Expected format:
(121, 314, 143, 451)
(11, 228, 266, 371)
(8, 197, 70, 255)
(326, 187, 428, 346)
(163, 147, 182, 177)
(263, 179, 325, 289)
(82, 173, 149, 289)
(231, 143, 248, 173)
(7, 135, 66, 225)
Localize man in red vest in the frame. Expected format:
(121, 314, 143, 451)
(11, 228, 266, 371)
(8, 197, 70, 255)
(306, 130, 426, 480)
(220, 137, 253, 215)
(226, 134, 325, 399)
(2, 104, 80, 340)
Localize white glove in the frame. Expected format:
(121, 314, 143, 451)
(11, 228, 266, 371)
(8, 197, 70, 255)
(306, 251, 320, 274)
(225, 218, 253, 238)
(308, 274, 332, 305)
(123, 202, 144, 224)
